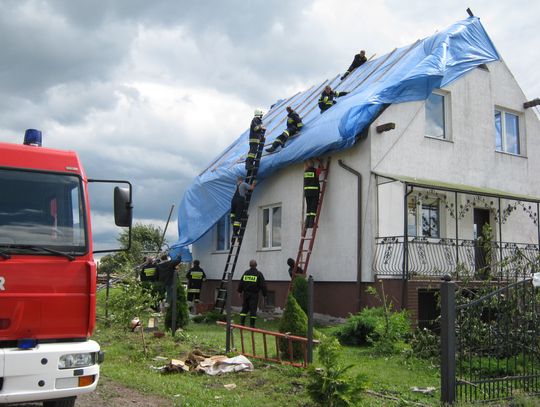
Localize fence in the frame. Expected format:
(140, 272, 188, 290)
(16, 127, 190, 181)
(441, 275, 540, 403)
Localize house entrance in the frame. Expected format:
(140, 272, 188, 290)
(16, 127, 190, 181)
(473, 208, 490, 276)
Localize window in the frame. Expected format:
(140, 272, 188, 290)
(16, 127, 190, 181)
(261, 205, 281, 249)
(425, 92, 447, 139)
(215, 214, 230, 251)
(495, 109, 520, 154)
(408, 196, 440, 238)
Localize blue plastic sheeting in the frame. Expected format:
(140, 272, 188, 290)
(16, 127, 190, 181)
(169, 245, 192, 263)
(172, 17, 499, 250)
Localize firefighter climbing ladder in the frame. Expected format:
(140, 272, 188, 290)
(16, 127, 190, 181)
(288, 157, 331, 291)
(214, 135, 266, 313)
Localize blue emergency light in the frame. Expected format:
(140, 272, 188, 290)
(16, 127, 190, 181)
(17, 338, 37, 349)
(23, 129, 42, 146)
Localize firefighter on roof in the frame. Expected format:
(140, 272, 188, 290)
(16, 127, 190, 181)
(265, 106, 303, 153)
(238, 259, 267, 327)
(318, 85, 349, 113)
(186, 260, 206, 302)
(246, 108, 266, 170)
(341, 50, 367, 80)
(304, 158, 322, 228)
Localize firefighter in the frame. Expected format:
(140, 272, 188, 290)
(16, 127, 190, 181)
(157, 253, 182, 304)
(265, 106, 303, 153)
(237, 259, 267, 327)
(140, 256, 158, 282)
(186, 260, 206, 302)
(287, 257, 304, 279)
(340, 50, 367, 80)
(304, 159, 322, 228)
(318, 85, 349, 113)
(246, 108, 266, 170)
(230, 176, 256, 238)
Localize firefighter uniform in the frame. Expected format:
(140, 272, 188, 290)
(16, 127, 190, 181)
(140, 261, 158, 282)
(246, 115, 265, 170)
(238, 266, 268, 327)
(186, 264, 206, 302)
(304, 164, 321, 228)
(266, 108, 303, 153)
(341, 51, 367, 80)
(318, 88, 349, 113)
(230, 180, 251, 237)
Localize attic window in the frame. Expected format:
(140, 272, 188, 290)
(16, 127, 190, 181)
(425, 91, 450, 140)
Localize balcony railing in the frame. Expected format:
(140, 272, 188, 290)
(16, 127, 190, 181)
(373, 236, 539, 280)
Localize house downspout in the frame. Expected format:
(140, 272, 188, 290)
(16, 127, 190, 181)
(338, 159, 362, 312)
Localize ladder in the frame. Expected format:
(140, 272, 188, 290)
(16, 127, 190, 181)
(214, 135, 266, 313)
(289, 157, 331, 290)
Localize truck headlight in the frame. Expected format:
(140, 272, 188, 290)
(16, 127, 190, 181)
(58, 352, 96, 369)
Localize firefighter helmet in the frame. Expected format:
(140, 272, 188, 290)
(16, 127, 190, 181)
(254, 108, 264, 117)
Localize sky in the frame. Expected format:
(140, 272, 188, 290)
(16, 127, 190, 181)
(1, 0, 538, 250)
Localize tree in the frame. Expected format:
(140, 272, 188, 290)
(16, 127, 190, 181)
(279, 294, 308, 359)
(291, 276, 308, 314)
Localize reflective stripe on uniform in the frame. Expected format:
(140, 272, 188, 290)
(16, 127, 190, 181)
(233, 221, 241, 227)
(187, 288, 201, 293)
(304, 172, 315, 178)
(242, 275, 258, 282)
(144, 267, 156, 277)
(297, 123, 303, 127)
(190, 271, 204, 279)
(304, 186, 319, 190)
(230, 213, 235, 218)
(307, 212, 317, 216)
(240, 313, 247, 317)
(247, 153, 256, 158)
(249, 138, 260, 143)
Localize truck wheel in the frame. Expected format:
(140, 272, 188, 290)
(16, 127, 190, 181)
(43, 397, 76, 407)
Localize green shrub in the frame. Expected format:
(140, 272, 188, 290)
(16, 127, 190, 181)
(307, 336, 367, 406)
(165, 282, 190, 331)
(291, 276, 308, 314)
(107, 277, 158, 330)
(279, 294, 308, 359)
(407, 328, 440, 360)
(334, 307, 384, 346)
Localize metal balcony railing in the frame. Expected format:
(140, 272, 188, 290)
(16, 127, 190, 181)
(373, 236, 539, 280)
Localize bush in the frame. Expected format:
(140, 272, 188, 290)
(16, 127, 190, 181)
(107, 277, 158, 330)
(291, 276, 308, 314)
(407, 328, 440, 360)
(334, 307, 384, 346)
(165, 282, 190, 331)
(307, 336, 367, 406)
(279, 294, 308, 359)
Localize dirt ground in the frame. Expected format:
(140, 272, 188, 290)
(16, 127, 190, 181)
(5, 378, 172, 407)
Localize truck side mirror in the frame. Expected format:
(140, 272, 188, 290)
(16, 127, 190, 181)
(114, 187, 133, 227)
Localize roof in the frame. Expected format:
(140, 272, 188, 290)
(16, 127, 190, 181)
(374, 172, 540, 203)
(172, 16, 500, 252)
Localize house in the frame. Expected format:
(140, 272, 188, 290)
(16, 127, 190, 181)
(173, 17, 540, 323)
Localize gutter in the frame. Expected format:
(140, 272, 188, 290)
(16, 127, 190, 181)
(337, 159, 362, 312)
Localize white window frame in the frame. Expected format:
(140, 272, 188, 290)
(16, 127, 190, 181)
(425, 90, 451, 141)
(259, 204, 282, 250)
(407, 194, 444, 239)
(214, 213, 231, 252)
(494, 107, 523, 156)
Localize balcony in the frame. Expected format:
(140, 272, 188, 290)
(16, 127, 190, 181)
(373, 236, 539, 280)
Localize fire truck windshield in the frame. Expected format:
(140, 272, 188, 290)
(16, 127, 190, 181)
(0, 168, 87, 254)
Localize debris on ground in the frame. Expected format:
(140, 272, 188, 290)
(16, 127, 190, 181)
(223, 383, 237, 390)
(151, 349, 254, 376)
(410, 386, 436, 395)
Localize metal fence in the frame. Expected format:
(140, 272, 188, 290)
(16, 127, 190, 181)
(441, 277, 540, 403)
(373, 236, 539, 280)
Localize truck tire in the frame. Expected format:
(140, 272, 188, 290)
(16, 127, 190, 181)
(43, 397, 76, 407)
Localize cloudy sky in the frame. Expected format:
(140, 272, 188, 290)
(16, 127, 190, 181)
(1, 0, 538, 249)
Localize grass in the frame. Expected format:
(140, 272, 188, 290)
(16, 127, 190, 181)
(94, 291, 539, 406)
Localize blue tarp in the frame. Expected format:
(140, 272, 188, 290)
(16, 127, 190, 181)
(172, 17, 499, 251)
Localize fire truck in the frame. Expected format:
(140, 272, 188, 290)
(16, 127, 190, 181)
(0, 130, 133, 406)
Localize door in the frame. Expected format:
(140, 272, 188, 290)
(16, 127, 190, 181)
(473, 208, 491, 277)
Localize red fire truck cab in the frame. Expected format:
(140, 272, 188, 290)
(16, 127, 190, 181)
(0, 131, 132, 406)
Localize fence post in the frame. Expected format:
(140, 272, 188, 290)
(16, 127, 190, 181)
(307, 275, 314, 363)
(170, 270, 178, 337)
(440, 275, 456, 404)
(226, 271, 233, 353)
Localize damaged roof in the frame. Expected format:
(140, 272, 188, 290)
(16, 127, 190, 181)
(172, 16, 500, 253)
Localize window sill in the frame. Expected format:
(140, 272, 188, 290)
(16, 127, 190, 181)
(495, 150, 527, 159)
(425, 135, 453, 143)
(257, 247, 282, 252)
(212, 249, 231, 254)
